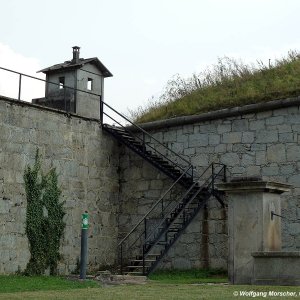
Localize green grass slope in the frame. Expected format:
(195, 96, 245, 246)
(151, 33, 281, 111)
(131, 51, 300, 123)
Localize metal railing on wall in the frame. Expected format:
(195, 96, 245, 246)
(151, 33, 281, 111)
(0, 66, 104, 118)
(0, 66, 195, 176)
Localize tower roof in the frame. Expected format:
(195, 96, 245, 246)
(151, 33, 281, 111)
(38, 57, 113, 78)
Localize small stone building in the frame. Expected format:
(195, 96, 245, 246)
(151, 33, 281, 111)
(33, 46, 112, 119)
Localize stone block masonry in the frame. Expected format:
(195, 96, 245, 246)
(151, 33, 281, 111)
(0, 97, 120, 274)
(2, 95, 300, 274)
(120, 97, 300, 270)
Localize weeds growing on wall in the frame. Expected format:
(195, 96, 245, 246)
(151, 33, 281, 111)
(129, 50, 300, 123)
(24, 150, 65, 275)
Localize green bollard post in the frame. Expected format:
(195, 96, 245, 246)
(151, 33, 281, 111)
(80, 211, 89, 279)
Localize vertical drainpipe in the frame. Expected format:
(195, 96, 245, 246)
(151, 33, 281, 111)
(72, 46, 80, 114)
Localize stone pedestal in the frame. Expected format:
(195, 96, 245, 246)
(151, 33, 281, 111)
(217, 178, 291, 284)
(252, 252, 300, 285)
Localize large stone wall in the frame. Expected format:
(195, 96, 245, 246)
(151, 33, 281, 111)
(2, 94, 300, 275)
(119, 98, 300, 270)
(0, 97, 120, 274)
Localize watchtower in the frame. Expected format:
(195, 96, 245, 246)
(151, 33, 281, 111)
(33, 46, 112, 119)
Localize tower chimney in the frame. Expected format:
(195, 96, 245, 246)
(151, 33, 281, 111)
(72, 46, 80, 63)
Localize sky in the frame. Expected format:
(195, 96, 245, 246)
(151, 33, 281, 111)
(0, 0, 300, 117)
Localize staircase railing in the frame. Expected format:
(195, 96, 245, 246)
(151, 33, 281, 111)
(102, 101, 194, 180)
(142, 164, 226, 275)
(118, 165, 193, 274)
(143, 163, 226, 249)
(118, 163, 226, 274)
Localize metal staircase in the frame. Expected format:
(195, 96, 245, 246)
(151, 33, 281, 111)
(101, 102, 227, 275)
(103, 124, 194, 187)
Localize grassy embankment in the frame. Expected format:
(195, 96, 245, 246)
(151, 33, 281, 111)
(130, 51, 300, 123)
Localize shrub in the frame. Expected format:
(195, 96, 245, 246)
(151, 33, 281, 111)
(24, 149, 65, 275)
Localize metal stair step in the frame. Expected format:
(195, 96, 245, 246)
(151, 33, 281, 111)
(150, 156, 175, 166)
(173, 222, 184, 226)
(145, 253, 160, 258)
(131, 143, 144, 148)
(157, 241, 168, 245)
(145, 241, 168, 247)
(150, 154, 163, 159)
(122, 136, 137, 142)
(130, 259, 156, 263)
(117, 131, 132, 136)
(167, 223, 183, 229)
(167, 228, 180, 232)
(106, 126, 125, 132)
(135, 254, 160, 259)
(121, 136, 140, 143)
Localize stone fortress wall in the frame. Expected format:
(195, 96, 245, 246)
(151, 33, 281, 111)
(1, 95, 300, 274)
(119, 97, 300, 270)
(0, 97, 120, 274)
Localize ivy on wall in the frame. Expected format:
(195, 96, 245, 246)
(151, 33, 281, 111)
(24, 150, 65, 275)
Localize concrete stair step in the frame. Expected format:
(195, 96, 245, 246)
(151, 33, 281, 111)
(125, 272, 144, 276)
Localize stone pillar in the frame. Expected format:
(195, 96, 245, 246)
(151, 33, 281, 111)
(216, 178, 291, 284)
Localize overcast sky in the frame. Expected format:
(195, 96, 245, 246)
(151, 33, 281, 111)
(0, 0, 299, 116)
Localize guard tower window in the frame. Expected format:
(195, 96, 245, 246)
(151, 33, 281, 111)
(59, 77, 65, 89)
(87, 78, 93, 91)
